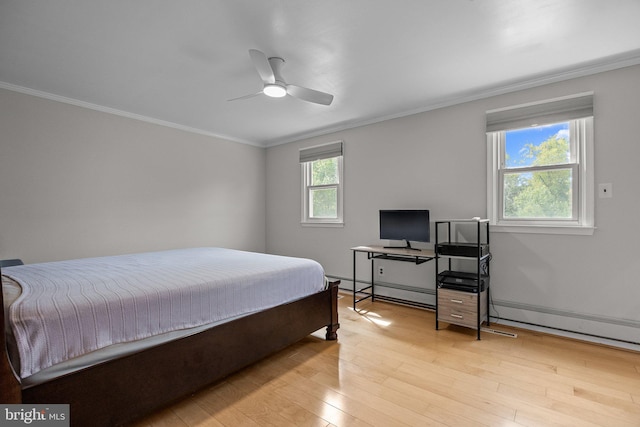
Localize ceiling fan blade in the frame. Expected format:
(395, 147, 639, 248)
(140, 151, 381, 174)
(249, 49, 275, 84)
(227, 91, 262, 102)
(287, 84, 334, 106)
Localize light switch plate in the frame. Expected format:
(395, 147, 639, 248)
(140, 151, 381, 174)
(598, 183, 613, 198)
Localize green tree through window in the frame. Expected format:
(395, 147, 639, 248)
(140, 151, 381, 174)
(503, 124, 573, 219)
(310, 158, 339, 218)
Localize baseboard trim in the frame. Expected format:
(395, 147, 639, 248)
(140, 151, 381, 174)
(490, 299, 640, 350)
(329, 275, 640, 350)
(492, 298, 640, 329)
(493, 317, 640, 351)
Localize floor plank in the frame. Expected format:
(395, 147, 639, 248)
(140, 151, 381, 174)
(132, 293, 640, 426)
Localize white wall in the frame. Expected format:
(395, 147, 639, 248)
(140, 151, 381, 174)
(0, 88, 266, 263)
(266, 64, 640, 347)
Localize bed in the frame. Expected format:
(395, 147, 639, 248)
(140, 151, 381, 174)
(0, 248, 339, 426)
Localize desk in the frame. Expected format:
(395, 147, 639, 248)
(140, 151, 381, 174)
(351, 245, 435, 310)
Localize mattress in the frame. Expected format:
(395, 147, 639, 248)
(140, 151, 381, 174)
(1, 248, 326, 385)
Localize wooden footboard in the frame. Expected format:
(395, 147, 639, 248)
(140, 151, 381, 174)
(0, 271, 21, 403)
(1, 279, 339, 426)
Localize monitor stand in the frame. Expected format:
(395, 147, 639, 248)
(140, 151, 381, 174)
(383, 240, 421, 251)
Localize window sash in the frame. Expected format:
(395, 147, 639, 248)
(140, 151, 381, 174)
(308, 185, 339, 219)
(498, 164, 578, 222)
(309, 158, 340, 186)
(503, 122, 576, 169)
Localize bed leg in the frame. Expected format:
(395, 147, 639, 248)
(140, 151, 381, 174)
(326, 280, 340, 340)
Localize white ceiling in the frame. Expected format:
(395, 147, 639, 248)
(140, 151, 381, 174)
(2, 1, 640, 147)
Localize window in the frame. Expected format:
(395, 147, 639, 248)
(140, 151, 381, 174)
(487, 93, 594, 234)
(300, 141, 344, 226)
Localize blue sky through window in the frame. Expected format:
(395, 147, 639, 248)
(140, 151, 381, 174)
(505, 122, 569, 167)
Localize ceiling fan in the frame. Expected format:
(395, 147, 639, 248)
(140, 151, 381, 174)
(229, 49, 334, 106)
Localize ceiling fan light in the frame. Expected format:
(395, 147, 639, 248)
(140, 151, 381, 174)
(263, 84, 287, 98)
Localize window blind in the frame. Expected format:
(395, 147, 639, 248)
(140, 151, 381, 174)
(299, 141, 343, 163)
(486, 92, 593, 132)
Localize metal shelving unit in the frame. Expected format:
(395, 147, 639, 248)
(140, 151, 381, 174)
(434, 219, 491, 340)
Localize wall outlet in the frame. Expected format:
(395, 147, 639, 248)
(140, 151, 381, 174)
(378, 266, 384, 276)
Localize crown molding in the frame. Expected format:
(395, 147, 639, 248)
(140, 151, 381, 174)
(264, 49, 640, 147)
(0, 82, 263, 148)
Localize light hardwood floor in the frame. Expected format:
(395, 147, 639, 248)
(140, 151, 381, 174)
(133, 292, 640, 426)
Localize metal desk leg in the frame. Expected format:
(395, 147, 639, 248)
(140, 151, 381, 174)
(370, 256, 375, 302)
(353, 250, 357, 310)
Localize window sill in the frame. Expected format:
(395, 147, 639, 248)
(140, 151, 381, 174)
(491, 224, 595, 236)
(301, 221, 344, 228)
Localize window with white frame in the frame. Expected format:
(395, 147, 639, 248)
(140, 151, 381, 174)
(300, 141, 344, 226)
(486, 93, 594, 234)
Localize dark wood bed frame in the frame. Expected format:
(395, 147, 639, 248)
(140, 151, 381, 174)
(0, 270, 340, 426)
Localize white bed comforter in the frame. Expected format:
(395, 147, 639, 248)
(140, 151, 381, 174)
(2, 248, 325, 379)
